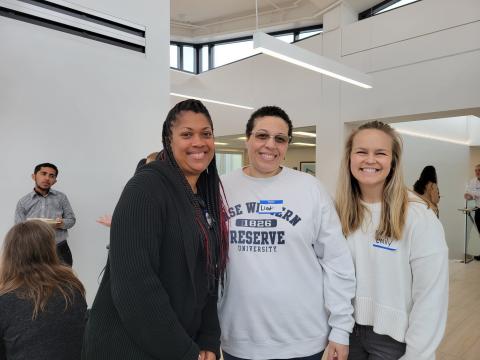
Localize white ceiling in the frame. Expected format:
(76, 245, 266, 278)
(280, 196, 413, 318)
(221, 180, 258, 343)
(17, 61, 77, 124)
(171, 0, 380, 42)
(391, 116, 480, 146)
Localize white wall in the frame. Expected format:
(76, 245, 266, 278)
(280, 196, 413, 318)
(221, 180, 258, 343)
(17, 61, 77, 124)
(0, 1, 170, 305)
(401, 134, 470, 259)
(340, 0, 480, 123)
(468, 116, 480, 146)
(283, 147, 316, 170)
(470, 147, 480, 169)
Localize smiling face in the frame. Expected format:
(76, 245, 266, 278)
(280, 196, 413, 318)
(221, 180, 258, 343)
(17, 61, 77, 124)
(170, 111, 214, 190)
(475, 165, 480, 180)
(350, 129, 393, 202)
(245, 116, 289, 178)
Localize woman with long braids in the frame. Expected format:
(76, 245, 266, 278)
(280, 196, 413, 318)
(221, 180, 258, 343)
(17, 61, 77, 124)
(335, 121, 448, 359)
(83, 99, 229, 360)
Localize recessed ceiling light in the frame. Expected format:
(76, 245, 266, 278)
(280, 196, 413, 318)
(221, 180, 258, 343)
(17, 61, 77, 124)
(292, 131, 316, 138)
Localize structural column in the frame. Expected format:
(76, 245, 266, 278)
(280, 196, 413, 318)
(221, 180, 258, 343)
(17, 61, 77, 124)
(315, 2, 357, 195)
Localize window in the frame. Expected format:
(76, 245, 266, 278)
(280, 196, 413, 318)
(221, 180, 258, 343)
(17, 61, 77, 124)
(213, 40, 260, 68)
(183, 45, 195, 72)
(376, 0, 420, 14)
(275, 33, 294, 43)
(170, 24, 322, 73)
(170, 44, 178, 68)
(216, 152, 243, 176)
(359, 0, 421, 20)
(201, 45, 209, 72)
(298, 29, 322, 40)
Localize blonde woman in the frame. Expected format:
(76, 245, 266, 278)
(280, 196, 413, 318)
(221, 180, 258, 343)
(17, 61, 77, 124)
(0, 220, 86, 359)
(335, 121, 448, 360)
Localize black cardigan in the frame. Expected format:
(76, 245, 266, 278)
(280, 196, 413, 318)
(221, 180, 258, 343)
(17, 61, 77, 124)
(82, 161, 220, 360)
(0, 289, 86, 360)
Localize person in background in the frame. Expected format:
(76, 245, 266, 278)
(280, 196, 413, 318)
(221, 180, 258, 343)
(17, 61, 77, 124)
(14, 163, 76, 266)
(0, 220, 86, 360)
(83, 99, 229, 360)
(336, 121, 448, 360)
(413, 165, 440, 217)
(97, 152, 160, 228)
(464, 163, 480, 261)
(218, 106, 355, 360)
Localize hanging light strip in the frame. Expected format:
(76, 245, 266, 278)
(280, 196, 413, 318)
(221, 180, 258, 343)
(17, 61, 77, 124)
(253, 31, 372, 89)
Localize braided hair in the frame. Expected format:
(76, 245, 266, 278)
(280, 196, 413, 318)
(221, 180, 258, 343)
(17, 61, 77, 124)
(159, 99, 229, 285)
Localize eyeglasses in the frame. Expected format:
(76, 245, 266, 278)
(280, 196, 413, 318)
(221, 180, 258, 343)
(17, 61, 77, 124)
(251, 131, 291, 144)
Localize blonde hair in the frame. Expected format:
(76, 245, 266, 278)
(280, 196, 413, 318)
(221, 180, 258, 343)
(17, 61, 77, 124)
(335, 121, 408, 240)
(146, 151, 159, 164)
(0, 221, 85, 319)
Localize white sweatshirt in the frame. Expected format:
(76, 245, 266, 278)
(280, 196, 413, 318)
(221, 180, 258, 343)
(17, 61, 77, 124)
(218, 167, 355, 359)
(347, 197, 449, 360)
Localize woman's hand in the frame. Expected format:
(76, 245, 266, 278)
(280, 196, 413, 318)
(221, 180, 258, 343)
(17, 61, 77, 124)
(326, 341, 348, 360)
(96, 214, 112, 227)
(199, 350, 216, 360)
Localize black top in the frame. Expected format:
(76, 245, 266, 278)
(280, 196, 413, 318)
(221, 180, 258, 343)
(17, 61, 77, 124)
(0, 289, 87, 360)
(82, 161, 220, 360)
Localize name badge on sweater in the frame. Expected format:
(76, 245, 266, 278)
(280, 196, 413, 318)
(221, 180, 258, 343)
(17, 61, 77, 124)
(372, 244, 397, 251)
(373, 236, 397, 251)
(257, 200, 283, 214)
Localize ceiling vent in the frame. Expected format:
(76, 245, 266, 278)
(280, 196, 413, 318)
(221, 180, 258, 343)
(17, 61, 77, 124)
(0, 0, 146, 52)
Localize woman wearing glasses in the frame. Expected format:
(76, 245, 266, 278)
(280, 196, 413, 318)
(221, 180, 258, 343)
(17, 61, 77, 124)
(218, 106, 356, 360)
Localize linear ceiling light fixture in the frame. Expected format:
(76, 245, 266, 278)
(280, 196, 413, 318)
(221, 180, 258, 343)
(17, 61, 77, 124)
(291, 142, 316, 147)
(252, 31, 373, 89)
(292, 131, 316, 138)
(170, 93, 254, 110)
(395, 129, 470, 145)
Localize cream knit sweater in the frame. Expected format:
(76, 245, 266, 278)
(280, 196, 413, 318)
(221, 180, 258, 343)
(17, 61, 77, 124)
(347, 197, 448, 360)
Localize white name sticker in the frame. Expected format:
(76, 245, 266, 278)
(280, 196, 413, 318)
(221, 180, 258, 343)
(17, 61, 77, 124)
(257, 200, 283, 214)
